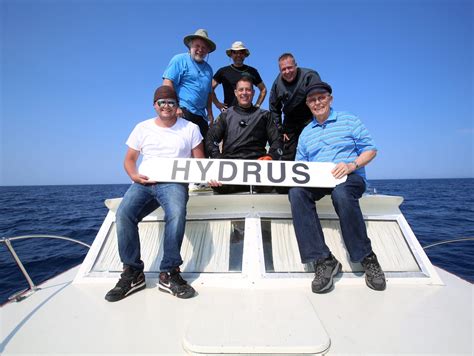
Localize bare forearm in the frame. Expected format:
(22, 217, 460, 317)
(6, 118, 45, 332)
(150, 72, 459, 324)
(124, 157, 138, 179)
(124, 148, 154, 184)
(353, 150, 377, 169)
(207, 94, 214, 126)
(331, 150, 377, 179)
(255, 84, 267, 107)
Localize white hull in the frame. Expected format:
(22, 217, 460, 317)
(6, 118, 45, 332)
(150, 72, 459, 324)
(1, 193, 472, 355)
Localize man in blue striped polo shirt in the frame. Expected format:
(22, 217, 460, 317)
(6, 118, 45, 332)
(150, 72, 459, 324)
(289, 81, 386, 293)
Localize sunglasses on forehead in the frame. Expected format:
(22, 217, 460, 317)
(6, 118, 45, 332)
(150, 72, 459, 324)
(156, 99, 178, 108)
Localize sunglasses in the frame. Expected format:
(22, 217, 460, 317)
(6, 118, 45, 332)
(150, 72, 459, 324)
(156, 99, 178, 108)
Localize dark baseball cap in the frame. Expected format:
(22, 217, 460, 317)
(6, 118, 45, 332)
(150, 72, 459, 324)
(305, 81, 332, 97)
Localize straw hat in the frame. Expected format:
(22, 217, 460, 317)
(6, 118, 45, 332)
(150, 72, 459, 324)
(226, 41, 250, 57)
(183, 29, 216, 53)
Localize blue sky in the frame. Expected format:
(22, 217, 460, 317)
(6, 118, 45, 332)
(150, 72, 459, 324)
(1, 0, 472, 186)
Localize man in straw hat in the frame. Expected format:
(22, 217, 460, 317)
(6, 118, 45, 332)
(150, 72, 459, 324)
(212, 41, 267, 112)
(105, 85, 204, 302)
(163, 29, 216, 149)
(288, 81, 386, 294)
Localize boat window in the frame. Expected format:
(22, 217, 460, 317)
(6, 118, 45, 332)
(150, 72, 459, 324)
(92, 219, 245, 273)
(229, 220, 244, 271)
(261, 219, 420, 273)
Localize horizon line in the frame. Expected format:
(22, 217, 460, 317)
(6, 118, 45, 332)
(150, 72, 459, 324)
(1, 176, 473, 188)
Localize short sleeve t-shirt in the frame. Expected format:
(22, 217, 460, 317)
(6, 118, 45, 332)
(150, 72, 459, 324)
(126, 117, 203, 171)
(162, 53, 213, 117)
(213, 65, 263, 106)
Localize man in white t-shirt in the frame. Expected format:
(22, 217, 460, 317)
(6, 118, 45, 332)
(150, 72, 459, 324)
(105, 85, 204, 302)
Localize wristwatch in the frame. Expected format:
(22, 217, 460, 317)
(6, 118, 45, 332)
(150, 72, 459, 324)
(352, 161, 360, 169)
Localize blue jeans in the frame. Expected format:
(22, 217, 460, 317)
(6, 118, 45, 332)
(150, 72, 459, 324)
(288, 174, 373, 264)
(115, 182, 189, 272)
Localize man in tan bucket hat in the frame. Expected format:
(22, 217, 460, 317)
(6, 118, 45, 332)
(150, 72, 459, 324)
(163, 29, 216, 151)
(212, 41, 267, 112)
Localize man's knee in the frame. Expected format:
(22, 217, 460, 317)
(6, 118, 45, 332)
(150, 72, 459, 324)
(288, 187, 307, 203)
(165, 202, 187, 221)
(331, 186, 352, 205)
(116, 200, 136, 224)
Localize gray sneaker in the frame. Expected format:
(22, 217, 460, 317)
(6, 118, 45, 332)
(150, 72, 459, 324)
(361, 252, 386, 291)
(312, 254, 342, 293)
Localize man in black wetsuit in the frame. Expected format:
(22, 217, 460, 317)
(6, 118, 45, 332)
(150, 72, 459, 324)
(207, 76, 282, 194)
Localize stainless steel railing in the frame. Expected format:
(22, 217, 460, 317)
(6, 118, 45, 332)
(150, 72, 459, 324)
(423, 237, 474, 249)
(1, 235, 91, 301)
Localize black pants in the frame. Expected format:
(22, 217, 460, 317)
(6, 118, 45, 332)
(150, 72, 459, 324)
(276, 127, 306, 194)
(182, 107, 209, 156)
(281, 127, 305, 161)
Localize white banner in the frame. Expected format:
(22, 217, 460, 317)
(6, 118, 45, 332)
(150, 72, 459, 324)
(138, 158, 346, 188)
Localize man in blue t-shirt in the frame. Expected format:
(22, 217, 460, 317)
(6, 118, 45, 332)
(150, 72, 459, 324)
(289, 81, 386, 294)
(163, 29, 215, 151)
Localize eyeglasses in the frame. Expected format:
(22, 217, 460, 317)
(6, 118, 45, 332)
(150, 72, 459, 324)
(156, 99, 177, 108)
(306, 94, 331, 105)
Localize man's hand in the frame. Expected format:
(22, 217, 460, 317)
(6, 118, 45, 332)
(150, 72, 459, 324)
(208, 179, 222, 187)
(130, 173, 156, 185)
(331, 162, 355, 179)
(216, 102, 228, 112)
(258, 155, 272, 161)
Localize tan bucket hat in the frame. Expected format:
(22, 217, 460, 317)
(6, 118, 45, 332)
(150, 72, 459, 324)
(183, 29, 216, 53)
(226, 41, 250, 57)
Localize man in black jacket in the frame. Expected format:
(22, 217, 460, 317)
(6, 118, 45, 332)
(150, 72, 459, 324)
(207, 76, 282, 194)
(269, 53, 322, 162)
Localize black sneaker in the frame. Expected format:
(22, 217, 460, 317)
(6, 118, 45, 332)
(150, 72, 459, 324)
(158, 268, 195, 299)
(312, 254, 342, 293)
(105, 267, 146, 302)
(361, 252, 386, 291)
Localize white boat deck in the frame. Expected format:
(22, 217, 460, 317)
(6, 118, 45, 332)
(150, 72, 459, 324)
(1, 266, 471, 354)
(1, 193, 472, 355)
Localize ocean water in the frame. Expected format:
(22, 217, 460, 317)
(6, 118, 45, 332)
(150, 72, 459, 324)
(1, 179, 473, 304)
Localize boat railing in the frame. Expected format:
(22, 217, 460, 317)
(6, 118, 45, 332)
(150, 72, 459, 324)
(1, 235, 91, 302)
(422, 237, 474, 249)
